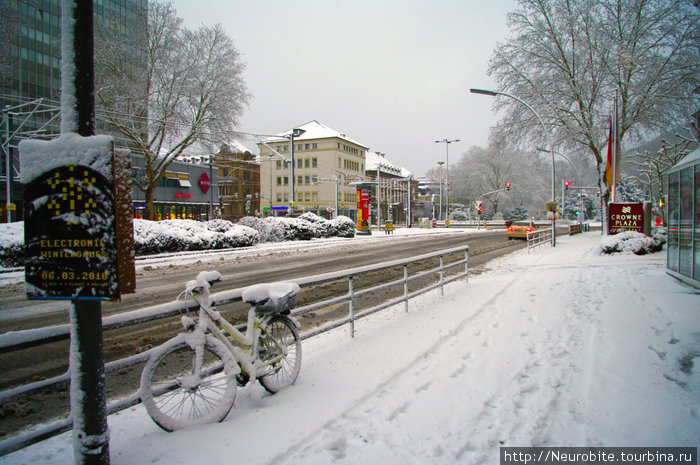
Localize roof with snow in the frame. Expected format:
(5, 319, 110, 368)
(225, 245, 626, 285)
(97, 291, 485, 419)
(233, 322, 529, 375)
(670, 146, 700, 172)
(365, 151, 411, 177)
(263, 120, 369, 149)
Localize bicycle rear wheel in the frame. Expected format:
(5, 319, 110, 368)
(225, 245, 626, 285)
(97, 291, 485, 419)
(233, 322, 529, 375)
(257, 316, 302, 393)
(140, 335, 237, 431)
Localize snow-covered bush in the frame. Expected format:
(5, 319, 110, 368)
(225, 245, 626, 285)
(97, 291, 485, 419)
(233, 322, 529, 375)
(133, 219, 258, 255)
(0, 222, 24, 267)
(0, 214, 355, 265)
(238, 213, 355, 242)
(599, 231, 665, 255)
(327, 215, 356, 238)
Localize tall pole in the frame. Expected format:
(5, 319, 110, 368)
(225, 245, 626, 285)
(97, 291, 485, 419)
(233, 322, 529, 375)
(376, 164, 381, 227)
(435, 139, 459, 221)
(4, 111, 11, 223)
(437, 161, 445, 220)
(65, 1, 110, 463)
(470, 88, 556, 246)
(289, 132, 295, 214)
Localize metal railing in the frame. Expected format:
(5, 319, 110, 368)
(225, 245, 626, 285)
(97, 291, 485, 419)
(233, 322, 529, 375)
(527, 227, 553, 252)
(0, 244, 469, 456)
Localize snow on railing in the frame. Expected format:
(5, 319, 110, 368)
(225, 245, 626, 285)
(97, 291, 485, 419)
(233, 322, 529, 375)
(527, 227, 553, 252)
(0, 244, 468, 456)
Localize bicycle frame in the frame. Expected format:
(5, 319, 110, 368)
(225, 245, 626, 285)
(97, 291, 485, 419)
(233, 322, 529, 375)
(186, 285, 287, 381)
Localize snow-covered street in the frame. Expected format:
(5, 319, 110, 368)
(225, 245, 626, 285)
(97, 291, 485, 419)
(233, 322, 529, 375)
(3, 231, 698, 465)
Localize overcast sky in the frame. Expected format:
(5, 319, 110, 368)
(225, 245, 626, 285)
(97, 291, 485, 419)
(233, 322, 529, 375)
(171, 0, 516, 177)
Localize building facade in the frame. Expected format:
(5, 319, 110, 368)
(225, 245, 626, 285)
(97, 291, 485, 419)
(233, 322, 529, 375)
(131, 155, 218, 221)
(364, 151, 415, 226)
(214, 142, 260, 221)
(258, 120, 368, 219)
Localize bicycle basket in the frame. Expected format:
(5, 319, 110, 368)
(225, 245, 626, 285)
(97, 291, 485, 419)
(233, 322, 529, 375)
(243, 282, 300, 315)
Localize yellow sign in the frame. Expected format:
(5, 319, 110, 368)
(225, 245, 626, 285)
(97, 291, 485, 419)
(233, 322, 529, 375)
(6, 203, 16, 211)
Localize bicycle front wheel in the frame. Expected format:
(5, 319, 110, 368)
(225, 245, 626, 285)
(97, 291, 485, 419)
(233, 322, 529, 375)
(257, 316, 302, 393)
(140, 335, 237, 431)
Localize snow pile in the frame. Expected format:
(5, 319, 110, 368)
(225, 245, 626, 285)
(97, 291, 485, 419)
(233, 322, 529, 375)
(599, 229, 666, 255)
(0, 221, 23, 267)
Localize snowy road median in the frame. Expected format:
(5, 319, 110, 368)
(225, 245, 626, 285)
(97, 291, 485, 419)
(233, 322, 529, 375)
(4, 232, 698, 465)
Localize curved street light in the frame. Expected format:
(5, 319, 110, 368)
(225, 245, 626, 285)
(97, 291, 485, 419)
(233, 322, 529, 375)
(469, 88, 557, 246)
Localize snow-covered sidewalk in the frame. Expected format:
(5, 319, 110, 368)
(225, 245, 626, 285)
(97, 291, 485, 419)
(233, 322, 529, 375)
(3, 232, 698, 465)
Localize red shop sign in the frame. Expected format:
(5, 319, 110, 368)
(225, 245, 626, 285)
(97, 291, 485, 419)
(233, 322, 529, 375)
(199, 172, 210, 194)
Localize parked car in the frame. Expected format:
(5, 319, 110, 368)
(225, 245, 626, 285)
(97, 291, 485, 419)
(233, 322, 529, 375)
(507, 220, 537, 240)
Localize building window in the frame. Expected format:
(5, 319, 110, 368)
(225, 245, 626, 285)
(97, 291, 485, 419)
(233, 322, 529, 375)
(312, 158, 318, 167)
(298, 175, 303, 185)
(284, 176, 289, 185)
(276, 193, 282, 202)
(297, 159, 302, 168)
(284, 193, 289, 202)
(305, 143, 310, 150)
(305, 175, 310, 185)
(313, 143, 318, 149)
(305, 158, 310, 168)
(276, 176, 282, 186)
(305, 192, 311, 201)
(276, 160, 282, 169)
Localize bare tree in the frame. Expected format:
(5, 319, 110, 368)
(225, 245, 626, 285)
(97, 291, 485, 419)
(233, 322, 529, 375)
(451, 143, 549, 216)
(488, 0, 699, 225)
(629, 124, 699, 223)
(95, 1, 251, 219)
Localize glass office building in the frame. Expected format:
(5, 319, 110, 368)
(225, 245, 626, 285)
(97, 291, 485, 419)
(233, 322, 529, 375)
(1, 0, 147, 221)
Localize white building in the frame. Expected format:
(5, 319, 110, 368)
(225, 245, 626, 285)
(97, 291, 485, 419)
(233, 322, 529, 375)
(258, 121, 368, 219)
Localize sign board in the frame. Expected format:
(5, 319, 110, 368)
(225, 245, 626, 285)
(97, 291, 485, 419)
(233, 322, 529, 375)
(199, 172, 211, 194)
(608, 202, 644, 234)
(20, 134, 132, 300)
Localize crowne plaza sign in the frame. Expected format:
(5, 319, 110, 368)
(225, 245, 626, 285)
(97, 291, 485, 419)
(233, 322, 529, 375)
(608, 202, 644, 234)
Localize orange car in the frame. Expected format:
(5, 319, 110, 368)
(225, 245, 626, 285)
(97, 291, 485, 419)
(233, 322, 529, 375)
(507, 220, 537, 240)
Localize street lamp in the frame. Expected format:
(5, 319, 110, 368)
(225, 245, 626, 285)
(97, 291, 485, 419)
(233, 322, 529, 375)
(437, 161, 445, 220)
(469, 88, 557, 246)
(435, 138, 460, 222)
(286, 128, 305, 215)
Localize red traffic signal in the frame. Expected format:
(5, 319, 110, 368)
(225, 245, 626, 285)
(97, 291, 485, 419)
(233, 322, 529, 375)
(505, 182, 511, 191)
(564, 180, 571, 190)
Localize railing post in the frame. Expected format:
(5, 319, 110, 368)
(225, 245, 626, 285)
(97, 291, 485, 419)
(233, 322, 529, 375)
(439, 255, 444, 296)
(465, 250, 469, 282)
(403, 264, 409, 312)
(348, 276, 355, 338)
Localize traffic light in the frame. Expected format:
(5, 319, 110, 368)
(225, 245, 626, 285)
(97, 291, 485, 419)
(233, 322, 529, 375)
(505, 182, 511, 191)
(476, 203, 483, 215)
(564, 180, 570, 190)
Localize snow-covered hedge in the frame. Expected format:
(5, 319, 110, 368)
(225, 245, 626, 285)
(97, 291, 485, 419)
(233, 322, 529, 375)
(0, 214, 356, 266)
(0, 221, 23, 267)
(599, 229, 666, 255)
(133, 219, 259, 255)
(238, 213, 355, 242)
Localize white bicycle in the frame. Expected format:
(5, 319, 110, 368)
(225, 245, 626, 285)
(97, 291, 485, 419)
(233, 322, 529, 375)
(139, 270, 302, 431)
